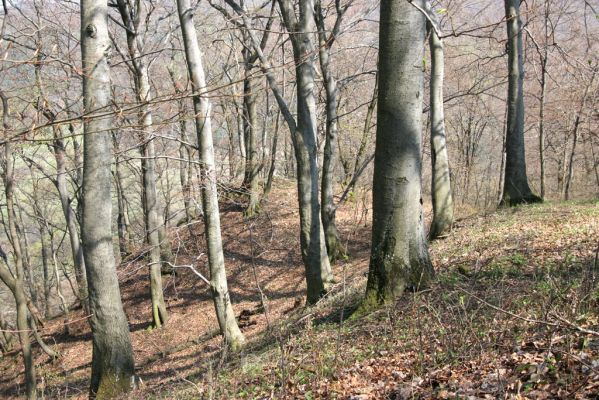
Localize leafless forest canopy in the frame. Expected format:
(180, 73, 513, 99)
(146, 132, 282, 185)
(0, 0, 598, 398)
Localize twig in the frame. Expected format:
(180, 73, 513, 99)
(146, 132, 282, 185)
(458, 286, 599, 337)
(163, 261, 211, 286)
(550, 312, 599, 337)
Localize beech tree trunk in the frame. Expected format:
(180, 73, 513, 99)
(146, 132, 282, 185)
(80, 0, 135, 396)
(315, 0, 347, 263)
(428, 21, 454, 240)
(116, 0, 168, 328)
(500, 0, 542, 206)
(362, 0, 433, 310)
(277, 0, 333, 302)
(177, 0, 245, 351)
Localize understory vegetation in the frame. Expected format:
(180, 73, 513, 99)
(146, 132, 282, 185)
(2, 194, 597, 399)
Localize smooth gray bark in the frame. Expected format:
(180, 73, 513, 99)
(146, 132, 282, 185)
(177, 0, 245, 351)
(500, 0, 542, 206)
(315, 0, 348, 263)
(428, 22, 454, 239)
(362, 0, 433, 309)
(223, 0, 333, 303)
(277, 0, 333, 301)
(115, 0, 168, 328)
(80, 0, 135, 396)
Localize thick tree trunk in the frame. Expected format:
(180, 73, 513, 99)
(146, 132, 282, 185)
(362, 0, 433, 310)
(80, 0, 135, 396)
(177, 0, 245, 351)
(500, 0, 542, 206)
(428, 22, 454, 240)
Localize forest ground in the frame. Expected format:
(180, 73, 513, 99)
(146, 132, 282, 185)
(0, 181, 598, 399)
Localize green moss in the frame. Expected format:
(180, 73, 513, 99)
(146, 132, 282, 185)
(94, 371, 134, 400)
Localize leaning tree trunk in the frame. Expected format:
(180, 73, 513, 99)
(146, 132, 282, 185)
(362, 0, 433, 310)
(80, 0, 135, 397)
(428, 21, 454, 240)
(177, 0, 245, 351)
(500, 0, 542, 206)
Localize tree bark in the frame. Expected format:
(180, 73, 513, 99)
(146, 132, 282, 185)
(177, 0, 245, 351)
(115, 0, 168, 328)
(0, 89, 37, 400)
(316, 0, 347, 263)
(500, 0, 542, 206)
(362, 0, 433, 310)
(428, 21, 454, 240)
(277, 0, 333, 302)
(80, 0, 135, 396)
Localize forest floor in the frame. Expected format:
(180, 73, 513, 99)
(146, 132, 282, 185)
(0, 181, 598, 399)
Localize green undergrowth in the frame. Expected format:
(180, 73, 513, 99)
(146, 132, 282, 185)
(130, 201, 599, 399)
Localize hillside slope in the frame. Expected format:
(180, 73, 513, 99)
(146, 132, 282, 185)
(0, 192, 598, 399)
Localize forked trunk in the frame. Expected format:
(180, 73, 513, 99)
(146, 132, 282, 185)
(177, 0, 245, 351)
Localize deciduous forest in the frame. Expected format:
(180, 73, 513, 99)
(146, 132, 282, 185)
(0, 0, 598, 399)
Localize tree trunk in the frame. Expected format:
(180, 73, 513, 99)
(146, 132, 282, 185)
(241, 67, 261, 217)
(113, 137, 131, 256)
(362, 0, 433, 310)
(0, 89, 37, 399)
(80, 0, 135, 396)
(116, 0, 168, 328)
(54, 128, 89, 310)
(316, 0, 346, 263)
(177, 0, 245, 351)
(278, 0, 333, 302)
(428, 21, 454, 240)
(564, 70, 595, 200)
(500, 0, 542, 206)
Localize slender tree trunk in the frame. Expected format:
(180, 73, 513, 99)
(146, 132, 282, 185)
(0, 90, 37, 399)
(500, 0, 542, 206)
(113, 138, 131, 256)
(54, 129, 89, 310)
(278, 0, 333, 302)
(241, 67, 261, 217)
(564, 71, 595, 200)
(538, 1, 549, 199)
(115, 0, 168, 328)
(80, 0, 135, 396)
(177, 0, 245, 351)
(362, 0, 433, 310)
(34, 60, 89, 311)
(428, 21, 454, 240)
(316, 0, 346, 263)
